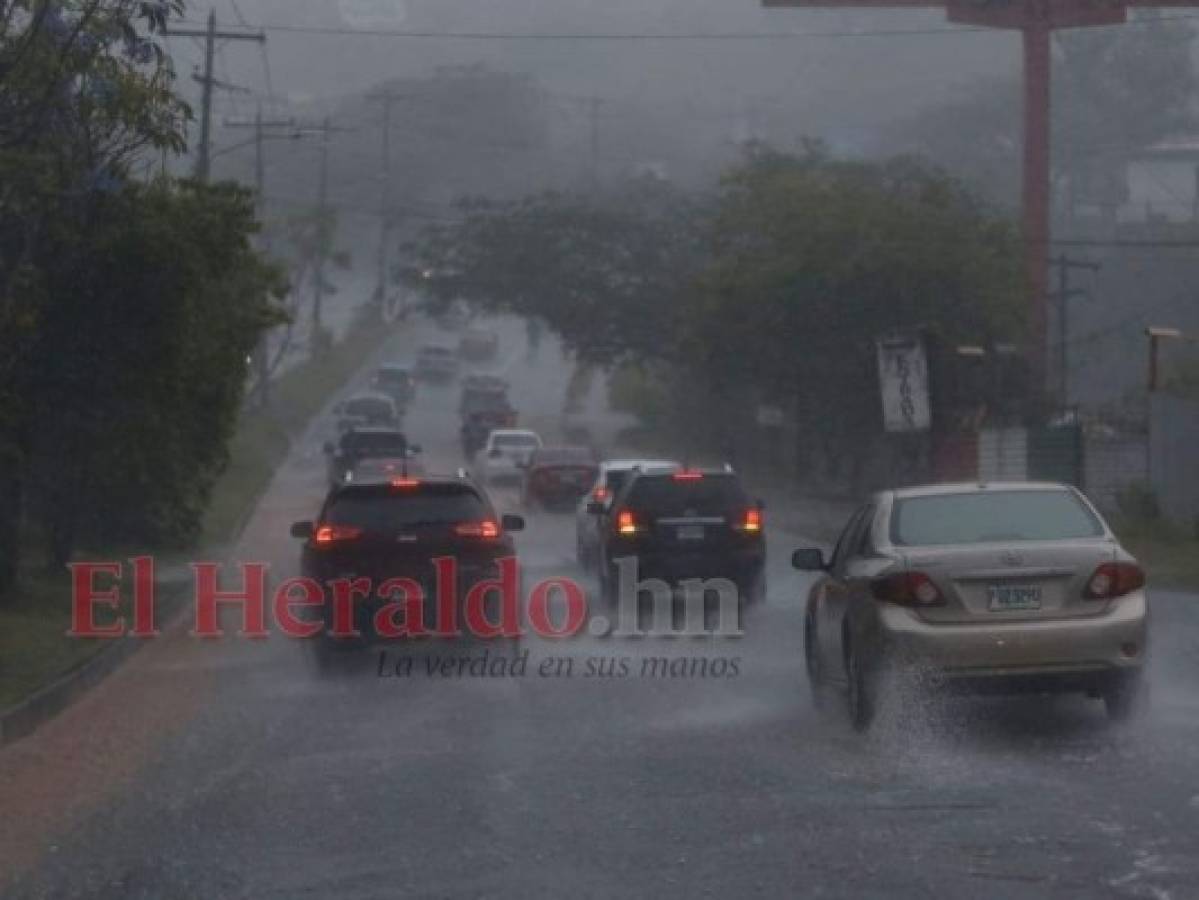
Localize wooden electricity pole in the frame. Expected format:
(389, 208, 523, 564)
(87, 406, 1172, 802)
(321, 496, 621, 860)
(164, 11, 264, 183)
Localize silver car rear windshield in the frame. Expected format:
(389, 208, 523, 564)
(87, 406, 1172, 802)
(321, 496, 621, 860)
(891, 490, 1105, 546)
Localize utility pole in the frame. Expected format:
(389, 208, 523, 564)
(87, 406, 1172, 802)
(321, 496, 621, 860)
(365, 90, 410, 315)
(588, 97, 602, 188)
(313, 116, 331, 350)
(224, 108, 299, 405)
(165, 11, 264, 183)
(1049, 255, 1100, 409)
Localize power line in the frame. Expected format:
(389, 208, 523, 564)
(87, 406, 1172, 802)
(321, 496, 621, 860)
(169, 14, 1199, 41)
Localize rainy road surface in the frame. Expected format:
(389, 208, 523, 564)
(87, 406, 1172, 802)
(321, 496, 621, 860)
(3, 319, 1199, 900)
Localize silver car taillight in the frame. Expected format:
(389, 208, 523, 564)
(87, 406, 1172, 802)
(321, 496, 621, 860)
(871, 571, 945, 608)
(1083, 562, 1145, 600)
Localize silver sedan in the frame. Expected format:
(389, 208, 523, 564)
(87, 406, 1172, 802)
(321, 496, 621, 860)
(793, 482, 1148, 730)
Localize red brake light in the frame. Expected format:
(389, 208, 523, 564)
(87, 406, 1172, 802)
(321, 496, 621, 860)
(871, 571, 944, 607)
(391, 478, 420, 488)
(592, 486, 610, 503)
(1084, 562, 1145, 600)
(739, 508, 762, 533)
(673, 470, 703, 481)
(455, 520, 500, 539)
(314, 524, 363, 544)
(617, 510, 638, 535)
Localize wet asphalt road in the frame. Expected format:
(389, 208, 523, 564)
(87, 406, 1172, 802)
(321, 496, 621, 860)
(3, 319, 1199, 900)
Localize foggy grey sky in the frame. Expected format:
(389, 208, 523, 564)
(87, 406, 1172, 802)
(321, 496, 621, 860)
(175, 0, 1023, 150)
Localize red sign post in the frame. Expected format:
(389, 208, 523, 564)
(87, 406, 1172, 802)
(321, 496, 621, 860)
(762, 0, 1198, 401)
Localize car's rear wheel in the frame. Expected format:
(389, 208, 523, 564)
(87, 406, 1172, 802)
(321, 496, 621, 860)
(1103, 669, 1148, 723)
(845, 641, 876, 732)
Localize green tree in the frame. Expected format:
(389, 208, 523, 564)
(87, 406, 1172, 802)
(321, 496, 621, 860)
(25, 181, 285, 565)
(687, 147, 1023, 484)
(0, 0, 189, 592)
(401, 178, 705, 366)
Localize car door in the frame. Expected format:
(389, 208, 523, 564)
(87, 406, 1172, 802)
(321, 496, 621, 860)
(813, 505, 871, 679)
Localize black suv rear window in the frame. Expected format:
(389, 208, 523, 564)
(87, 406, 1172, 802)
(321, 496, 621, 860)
(326, 484, 487, 530)
(343, 397, 392, 418)
(623, 474, 748, 516)
(341, 431, 408, 456)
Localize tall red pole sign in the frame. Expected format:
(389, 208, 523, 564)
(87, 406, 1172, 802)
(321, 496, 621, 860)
(761, 0, 1197, 399)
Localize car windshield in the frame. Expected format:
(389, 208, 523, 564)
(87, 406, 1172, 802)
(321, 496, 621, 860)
(325, 486, 486, 530)
(891, 490, 1106, 546)
(341, 432, 408, 456)
(624, 475, 748, 515)
(343, 397, 391, 417)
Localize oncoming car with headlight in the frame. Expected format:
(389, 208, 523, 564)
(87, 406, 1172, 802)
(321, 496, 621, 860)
(793, 482, 1149, 730)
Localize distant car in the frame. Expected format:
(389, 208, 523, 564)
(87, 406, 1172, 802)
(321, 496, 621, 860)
(415, 344, 459, 381)
(478, 429, 542, 486)
(371, 364, 415, 407)
(521, 446, 599, 512)
(593, 466, 765, 606)
(332, 393, 399, 433)
(575, 459, 680, 570)
(459, 379, 516, 429)
(458, 328, 499, 362)
(324, 427, 415, 489)
(793, 482, 1149, 731)
(344, 456, 425, 485)
(290, 474, 524, 646)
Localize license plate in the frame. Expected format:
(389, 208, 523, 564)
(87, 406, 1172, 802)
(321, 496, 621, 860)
(677, 525, 705, 542)
(988, 584, 1042, 611)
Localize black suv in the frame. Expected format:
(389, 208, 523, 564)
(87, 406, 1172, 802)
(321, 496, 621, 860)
(291, 475, 524, 640)
(324, 427, 413, 489)
(593, 467, 765, 604)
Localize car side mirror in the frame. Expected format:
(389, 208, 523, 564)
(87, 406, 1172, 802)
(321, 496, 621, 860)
(501, 514, 525, 532)
(586, 501, 605, 515)
(408, 444, 422, 455)
(791, 548, 827, 572)
(322, 441, 335, 455)
(290, 521, 314, 540)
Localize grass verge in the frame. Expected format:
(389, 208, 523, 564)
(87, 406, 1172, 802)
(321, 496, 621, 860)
(0, 312, 394, 712)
